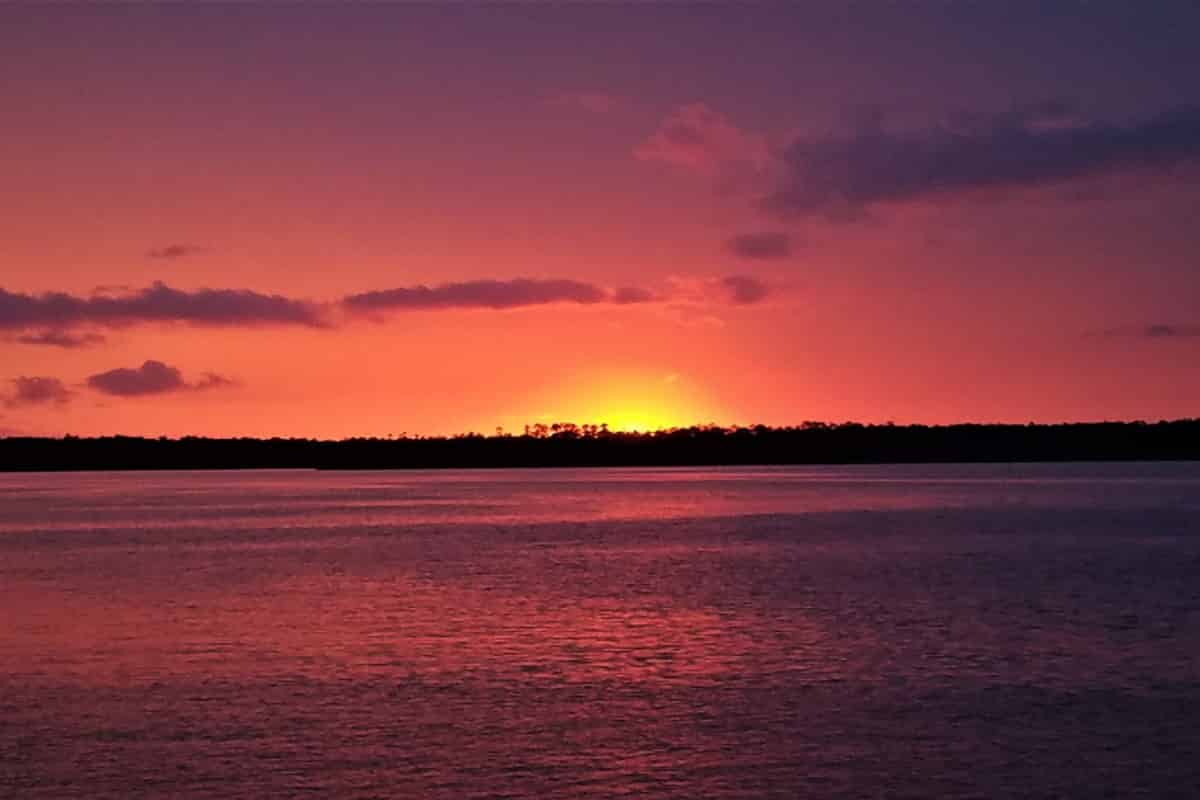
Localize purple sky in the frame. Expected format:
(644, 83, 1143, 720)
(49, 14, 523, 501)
(2, 2, 1198, 436)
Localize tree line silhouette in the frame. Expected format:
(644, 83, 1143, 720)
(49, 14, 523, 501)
(1, 419, 1199, 471)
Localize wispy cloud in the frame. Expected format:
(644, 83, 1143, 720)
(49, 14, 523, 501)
(727, 231, 793, 261)
(3, 376, 74, 408)
(1144, 324, 1200, 338)
(721, 275, 771, 305)
(147, 244, 205, 260)
(658, 274, 771, 325)
(13, 330, 107, 348)
(86, 360, 237, 397)
(636, 103, 768, 176)
(612, 286, 659, 305)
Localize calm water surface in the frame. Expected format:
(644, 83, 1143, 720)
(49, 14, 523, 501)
(3, 463, 1200, 798)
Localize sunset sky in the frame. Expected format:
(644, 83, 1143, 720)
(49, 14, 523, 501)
(2, 3, 1199, 438)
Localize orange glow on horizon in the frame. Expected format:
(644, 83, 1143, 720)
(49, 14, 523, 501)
(488, 368, 727, 437)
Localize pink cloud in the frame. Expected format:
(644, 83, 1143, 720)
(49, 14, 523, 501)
(635, 103, 768, 174)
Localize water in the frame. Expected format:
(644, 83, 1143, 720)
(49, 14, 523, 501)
(2, 463, 1200, 798)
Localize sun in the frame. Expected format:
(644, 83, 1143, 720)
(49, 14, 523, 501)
(489, 368, 725, 437)
(606, 415, 656, 433)
(560, 369, 720, 433)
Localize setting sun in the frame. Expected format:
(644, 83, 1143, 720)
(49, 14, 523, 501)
(610, 417, 656, 433)
(523, 369, 723, 434)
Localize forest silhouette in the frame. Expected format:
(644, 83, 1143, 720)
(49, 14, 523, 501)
(1, 419, 1198, 471)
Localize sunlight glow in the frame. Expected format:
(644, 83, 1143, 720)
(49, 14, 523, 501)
(486, 368, 727, 437)
(565, 370, 719, 432)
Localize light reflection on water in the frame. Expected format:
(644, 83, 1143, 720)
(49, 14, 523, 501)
(2, 463, 1200, 798)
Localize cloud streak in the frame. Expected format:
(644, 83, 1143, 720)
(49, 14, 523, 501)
(0, 281, 326, 332)
(721, 275, 770, 305)
(86, 360, 236, 397)
(1144, 324, 1200, 338)
(763, 105, 1200, 220)
(343, 278, 655, 314)
(13, 330, 107, 348)
(662, 275, 773, 320)
(612, 286, 659, 305)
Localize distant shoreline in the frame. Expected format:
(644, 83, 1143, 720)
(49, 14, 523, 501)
(2, 420, 1198, 472)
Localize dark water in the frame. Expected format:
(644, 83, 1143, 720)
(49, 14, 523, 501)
(3, 463, 1200, 799)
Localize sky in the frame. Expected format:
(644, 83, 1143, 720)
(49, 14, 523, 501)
(2, 2, 1199, 438)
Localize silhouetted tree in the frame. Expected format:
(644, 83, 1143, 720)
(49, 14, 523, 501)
(2, 419, 1198, 472)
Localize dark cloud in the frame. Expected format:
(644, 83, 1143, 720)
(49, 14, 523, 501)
(763, 105, 1200, 220)
(343, 278, 648, 313)
(87, 361, 185, 397)
(86, 360, 235, 397)
(721, 275, 770, 305)
(148, 244, 204, 260)
(727, 232, 793, 261)
(0, 276, 712, 338)
(4, 376, 74, 408)
(14, 330, 106, 348)
(0, 281, 325, 331)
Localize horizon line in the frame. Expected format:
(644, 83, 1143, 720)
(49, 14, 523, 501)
(4, 417, 1199, 442)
